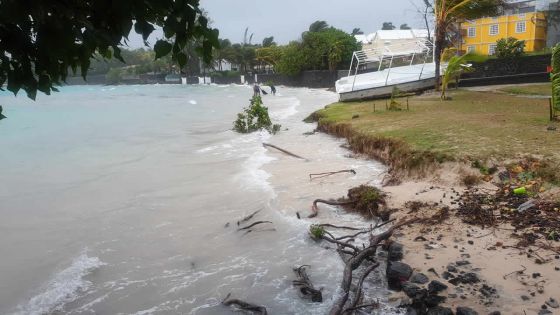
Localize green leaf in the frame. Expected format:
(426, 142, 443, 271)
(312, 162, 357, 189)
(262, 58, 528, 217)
(177, 52, 187, 68)
(154, 40, 172, 59)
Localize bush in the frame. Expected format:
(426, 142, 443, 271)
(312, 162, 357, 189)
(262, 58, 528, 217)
(552, 43, 560, 113)
(495, 37, 525, 59)
(233, 96, 281, 134)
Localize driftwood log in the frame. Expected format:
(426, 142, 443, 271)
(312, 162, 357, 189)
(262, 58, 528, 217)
(222, 293, 268, 314)
(292, 265, 323, 302)
(262, 143, 307, 160)
(309, 169, 356, 180)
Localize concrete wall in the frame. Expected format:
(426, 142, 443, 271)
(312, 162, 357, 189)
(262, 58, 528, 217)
(257, 71, 339, 89)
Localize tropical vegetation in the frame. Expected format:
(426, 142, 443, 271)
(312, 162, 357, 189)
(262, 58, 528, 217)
(495, 37, 525, 59)
(233, 96, 280, 134)
(552, 43, 560, 117)
(0, 0, 219, 100)
(432, 0, 504, 89)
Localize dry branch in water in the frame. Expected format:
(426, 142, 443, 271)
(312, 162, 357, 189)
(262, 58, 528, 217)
(222, 293, 268, 314)
(237, 221, 273, 231)
(309, 199, 357, 218)
(324, 218, 419, 315)
(309, 169, 356, 180)
(237, 209, 261, 226)
(262, 142, 308, 160)
(292, 265, 323, 302)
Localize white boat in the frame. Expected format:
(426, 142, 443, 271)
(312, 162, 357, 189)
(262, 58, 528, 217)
(335, 39, 441, 101)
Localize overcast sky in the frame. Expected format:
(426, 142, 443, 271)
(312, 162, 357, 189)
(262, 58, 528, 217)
(127, 0, 429, 48)
(201, 0, 428, 44)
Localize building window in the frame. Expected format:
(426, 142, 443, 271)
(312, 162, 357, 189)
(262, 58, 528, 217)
(467, 46, 476, 53)
(489, 44, 497, 55)
(489, 24, 499, 36)
(468, 27, 476, 37)
(516, 21, 526, 33)
(518, 13, 526, 19)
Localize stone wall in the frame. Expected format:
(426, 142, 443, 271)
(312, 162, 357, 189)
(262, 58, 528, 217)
(257, 70, 339, 89)
(459, 54, 551, 86)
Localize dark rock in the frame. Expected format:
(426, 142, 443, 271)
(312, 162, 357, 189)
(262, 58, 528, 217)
(406, 307, 419, 315)
(546, 297, 560, 309)
(388, 242, 404, 261)
(442, 271, 454, 280)
(488, 312, 501, 315)
(414, 236, 428, 242)
(428, 280, 448, 294)
(538, 310, 552, 315)
(447, 264, 458, 272)
(410, 272, 430, 284)
(456, 260, 470, 266)
(468, 240, 474, 245)
(457, 306, 479, 315)
(448, 293, 458, 298)
(533, 272, 541, 279)
(426, 306, 453, 315)
(480, 284, 496, 297)
(402, 282, 424, 298)
(425, 294, 447, 307)
(387, 261, 413, 290)
(521, 295, 530, 301)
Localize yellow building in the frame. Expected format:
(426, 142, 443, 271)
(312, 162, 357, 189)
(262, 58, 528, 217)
(459, 12, 548, 55)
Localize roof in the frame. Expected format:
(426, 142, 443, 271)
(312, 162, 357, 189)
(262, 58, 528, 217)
(355, 29, 432, 44)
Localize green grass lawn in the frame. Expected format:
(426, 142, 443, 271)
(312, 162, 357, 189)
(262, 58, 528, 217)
(317, 88, 559, 163)
(498, 83, 552, 96)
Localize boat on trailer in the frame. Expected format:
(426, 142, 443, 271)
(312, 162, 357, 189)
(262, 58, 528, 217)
(335, 40, 440, 101)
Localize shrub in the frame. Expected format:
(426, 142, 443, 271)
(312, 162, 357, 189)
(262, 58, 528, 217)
(495, 37, 525, 59)
(552, 43, 560, 114)
(233, 96, 281, 134)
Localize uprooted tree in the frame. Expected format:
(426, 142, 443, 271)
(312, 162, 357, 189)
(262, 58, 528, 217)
(233, 96, 281, 134)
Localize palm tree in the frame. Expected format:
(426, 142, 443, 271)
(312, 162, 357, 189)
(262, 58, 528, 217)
(309, 21, 329, 32)
(262, 36, 276, 47)
(433, 0, 503, 89)
(440, 53, 474, 99)
(351, 28, 364, 35)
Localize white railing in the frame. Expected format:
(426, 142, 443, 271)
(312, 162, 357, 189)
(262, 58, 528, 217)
(348, 39, 434, 91)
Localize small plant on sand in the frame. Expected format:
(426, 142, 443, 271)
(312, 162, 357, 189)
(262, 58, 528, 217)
(309, 224, 325, 240)
(388, 87, 403, 111)
(233, 96, 281, 134)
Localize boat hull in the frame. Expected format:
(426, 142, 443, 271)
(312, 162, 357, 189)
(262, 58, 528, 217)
(338, 77, 436, 102)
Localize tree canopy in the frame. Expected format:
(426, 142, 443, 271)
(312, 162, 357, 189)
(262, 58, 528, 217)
(308, 21, 330, 33)
(0, 0, 219, 100)
(381, 22, 396, 30)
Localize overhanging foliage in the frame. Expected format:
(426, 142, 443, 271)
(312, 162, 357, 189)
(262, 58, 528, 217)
(0, 0, 219, 100)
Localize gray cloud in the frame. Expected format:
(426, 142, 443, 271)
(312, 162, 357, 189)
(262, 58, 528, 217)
(125, 0, 428, 48)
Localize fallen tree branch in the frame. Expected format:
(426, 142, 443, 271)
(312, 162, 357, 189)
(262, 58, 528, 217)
(346, 262, 380, 312)
(309, 169, 356, 180)
(309, 199, 357, 218)
(292, 265, 323, 302)
(222, 293, 268, 314)
(237, 209, 261, 226)
(318, 224, 364, 231)
(263, 143, 307, 160)
(237, 221, 273, 231)
(329, 218, 420, 315)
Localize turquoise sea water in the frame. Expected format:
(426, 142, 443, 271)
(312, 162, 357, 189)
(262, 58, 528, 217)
(0, 84, 389, 314)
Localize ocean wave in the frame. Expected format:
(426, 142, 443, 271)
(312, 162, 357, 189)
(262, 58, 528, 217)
(269, 97, 300, 120)
(11, 252, 105, 315)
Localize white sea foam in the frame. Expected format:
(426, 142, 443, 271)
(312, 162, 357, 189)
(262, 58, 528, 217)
(189, 100, 197, 105)
(12, 252, 105, 315)
(269, 98, 300, 120)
